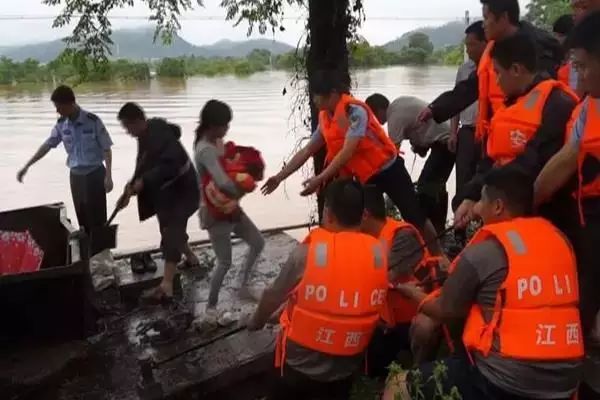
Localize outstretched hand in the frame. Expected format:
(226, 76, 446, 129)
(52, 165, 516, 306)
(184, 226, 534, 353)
(300, 176, 322, 197)
(16, 167, 28, 183)
(261, 175, 281, 195)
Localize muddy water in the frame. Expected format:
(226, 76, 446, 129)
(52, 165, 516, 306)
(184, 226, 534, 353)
(0, 66, 458, 251)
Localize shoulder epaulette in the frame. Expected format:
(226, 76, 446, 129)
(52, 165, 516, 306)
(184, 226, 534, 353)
(86, 112, 99, 121)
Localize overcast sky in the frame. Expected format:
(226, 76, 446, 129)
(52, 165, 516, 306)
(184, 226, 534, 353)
(0, 0, 531, 47)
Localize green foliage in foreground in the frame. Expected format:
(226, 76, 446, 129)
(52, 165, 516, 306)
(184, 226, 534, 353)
(349, 361, 463, 400)
(1, 38, 464, 85)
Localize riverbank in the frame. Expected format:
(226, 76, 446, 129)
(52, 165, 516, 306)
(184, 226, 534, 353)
(0, 41, 463, 86)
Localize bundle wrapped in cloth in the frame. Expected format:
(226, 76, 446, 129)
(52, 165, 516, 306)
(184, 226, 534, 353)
(203, 141, 265, 219)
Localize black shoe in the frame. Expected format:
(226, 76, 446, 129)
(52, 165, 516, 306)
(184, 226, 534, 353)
(131, 255, 145, 274)
(142, 253, 158, 273)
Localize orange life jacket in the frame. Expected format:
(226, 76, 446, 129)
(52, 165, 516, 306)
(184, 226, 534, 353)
(488, 79, 578, 166)
(378, 218, 436, 326)
(558, 63, 572, 88)
(461, 217, 583, 361)
(320, 94, 397, 183)
(275, 228, 388, 371)
(476, 40, 506, 141)
(566, 98, 600, 225)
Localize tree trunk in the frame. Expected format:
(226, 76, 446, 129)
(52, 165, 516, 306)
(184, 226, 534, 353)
(306, 0, 351, 221)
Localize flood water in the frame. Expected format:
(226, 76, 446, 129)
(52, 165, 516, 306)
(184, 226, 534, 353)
(0, 66, 458, 251)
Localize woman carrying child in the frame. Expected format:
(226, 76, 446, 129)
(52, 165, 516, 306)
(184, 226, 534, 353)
(194, 99, 265, 321)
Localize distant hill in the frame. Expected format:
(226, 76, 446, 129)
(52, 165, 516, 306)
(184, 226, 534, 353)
(0, 27, 295, 62)
(383, 21, 468, 51)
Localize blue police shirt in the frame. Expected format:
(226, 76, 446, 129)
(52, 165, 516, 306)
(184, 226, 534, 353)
(45, 108, 113, 174)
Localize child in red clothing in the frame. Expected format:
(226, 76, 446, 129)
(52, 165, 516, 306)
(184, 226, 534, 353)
(202, 140, 265, 219)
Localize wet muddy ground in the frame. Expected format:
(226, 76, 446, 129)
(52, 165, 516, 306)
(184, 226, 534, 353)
(2, 232, 299, 400)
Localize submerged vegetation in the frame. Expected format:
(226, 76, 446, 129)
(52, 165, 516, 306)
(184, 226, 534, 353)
(0, 32, 463, 86)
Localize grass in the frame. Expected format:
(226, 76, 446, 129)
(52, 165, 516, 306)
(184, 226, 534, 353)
(350, 361, 463, 400)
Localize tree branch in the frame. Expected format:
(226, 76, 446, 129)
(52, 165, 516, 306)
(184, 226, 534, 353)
(43, 0, 202, 61)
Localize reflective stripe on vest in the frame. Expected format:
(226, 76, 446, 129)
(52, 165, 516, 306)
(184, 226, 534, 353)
(275, 228, 388, 370)
(319, 94, 398, 183)
(488, 80, 578, 166)
(378, 218, 428, 326)
(462, 217, 584, 361)
(476, 41, 505, 141)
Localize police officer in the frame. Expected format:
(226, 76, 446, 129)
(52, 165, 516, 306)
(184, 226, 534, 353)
(17, 85, 113, 234)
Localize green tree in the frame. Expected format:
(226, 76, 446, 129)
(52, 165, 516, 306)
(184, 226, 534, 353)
(525, 0, 571, 29)
(398, 47, 429, 65)
(408, 32, 434, 55)
(0, 57, 16, 84)
(156, 57, 187, 78)
(247, 48, 272, 68)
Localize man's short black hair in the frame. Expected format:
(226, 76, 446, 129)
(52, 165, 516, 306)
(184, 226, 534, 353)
(118, 102, 146, 121)
(365, 93, 390, 113)
(483, 166, 534, 216)
(465, 20, 486, 42)
(481, 0, 520, 25)
(312, 69, 351, 96)
(553, 14, 574, 36)
(323, 179, 365, 227)
(568, 10, 600, 58)
(363, 185, 387, 221)
(50, 85, 75, 104)
(491, 32, 538, 72)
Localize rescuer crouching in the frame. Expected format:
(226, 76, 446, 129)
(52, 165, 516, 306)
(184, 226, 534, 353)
(383, 167, 583, 400)
(246, 179, 389, 400)
(360, 186, 449, 376)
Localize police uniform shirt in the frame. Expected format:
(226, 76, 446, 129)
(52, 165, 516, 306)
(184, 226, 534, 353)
(45, 108, 113, 174)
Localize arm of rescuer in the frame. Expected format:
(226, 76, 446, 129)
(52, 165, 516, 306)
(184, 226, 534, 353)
(395, 238, 505, 322)
(457, 86, 578, 208)
(261, 126, 325, 195)
(427, 69, 479, 124)
(300, 105, 369, 195)
(247, 243, 308, 331)
(17, 124, 61, 182)
(534, 102, 587, 207)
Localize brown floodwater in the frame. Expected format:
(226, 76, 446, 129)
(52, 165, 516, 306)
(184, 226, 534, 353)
(0, 66, 457, 251)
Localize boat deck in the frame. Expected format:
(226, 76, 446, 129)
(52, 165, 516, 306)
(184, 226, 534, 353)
(1, 231, 300, 400)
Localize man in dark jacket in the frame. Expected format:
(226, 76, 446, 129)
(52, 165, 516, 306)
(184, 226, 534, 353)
(117, 102, 200, 302)
(452, 33, 578, 244)
(417, 0, 562, 129)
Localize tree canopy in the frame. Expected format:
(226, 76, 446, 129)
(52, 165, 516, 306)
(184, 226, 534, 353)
(525, 0, 571, 29)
